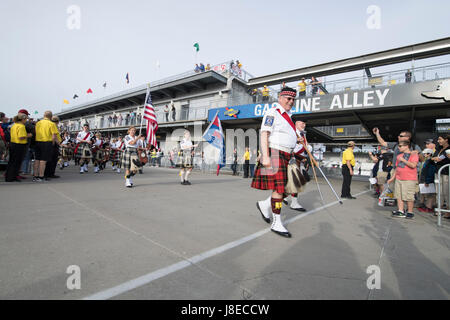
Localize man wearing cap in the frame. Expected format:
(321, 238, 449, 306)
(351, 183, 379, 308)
(252, 86, 300, 238)
(33, 111, 59, 182)
(341, 141, 356, 199)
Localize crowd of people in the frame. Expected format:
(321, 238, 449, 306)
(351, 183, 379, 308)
(0, 109, 167, 187)
(341, 128, 450, 219)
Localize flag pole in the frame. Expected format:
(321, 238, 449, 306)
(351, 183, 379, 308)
(139, 83, 150, 136)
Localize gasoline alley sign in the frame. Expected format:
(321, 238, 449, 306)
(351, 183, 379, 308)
(255, 88, 390, 116)
(208, 80, 448, 122)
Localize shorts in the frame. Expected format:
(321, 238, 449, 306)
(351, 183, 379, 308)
(394, 179, 416, 202)
(376, 171, 388, 185)
(35, 141, 53, 162)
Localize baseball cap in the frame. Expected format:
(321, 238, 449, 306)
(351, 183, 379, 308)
(18, 109, 30, 115)
(422, 148, 433, 154)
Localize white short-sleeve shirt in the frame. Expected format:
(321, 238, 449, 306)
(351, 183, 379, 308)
(180, 138, 193, 150)
(77, 131, 93, 143)
(261, 104, 297, 150)
(124, 135, 137, 148)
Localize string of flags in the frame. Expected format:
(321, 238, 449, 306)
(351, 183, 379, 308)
(64, 73, 130, 104)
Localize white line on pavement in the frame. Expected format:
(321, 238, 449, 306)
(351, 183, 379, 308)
(82, 188, 371, 300)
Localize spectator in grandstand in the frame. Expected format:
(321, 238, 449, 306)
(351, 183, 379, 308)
(262, 85, 270, 102)
(113, 114, 118, 126)
(310, 76, 320, 96)
(171, 105, 176, 121)
(237, 60, 242, 69)
(250, 88, 259, 103)
(418, 148, 437, 214)
(405, 69, 412, 83)
(388, 141, 419, 219)
(281, 82, 286, 88)
(432, 134, 450, 217)
(125, 113, 130, 126)
(199, 63, 205, 72)
(369, 146, 393, 196)
(118, 113, 123, 126)
(5, 113, 32, 182)
(33, 111, 59, 182)
(341, 141, 356, 199)
(164, 105, 170, 122)
(130, 111, 136, 125)
(108, 115, 113, 127)
(137, 112, 142, 126)
(194, 64, 200, 73)
(205, 64, 211, 71)
(298, 78, 307, 97)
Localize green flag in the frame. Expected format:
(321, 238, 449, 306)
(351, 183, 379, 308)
(193, 43, 199, 52)
(34, 111, 38, 115)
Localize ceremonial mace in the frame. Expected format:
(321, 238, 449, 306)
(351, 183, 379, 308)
(299, 132, 343, 205)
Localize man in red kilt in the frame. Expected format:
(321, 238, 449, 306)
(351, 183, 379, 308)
(251, 86, 300, 238)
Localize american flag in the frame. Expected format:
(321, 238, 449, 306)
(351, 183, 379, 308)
(143, 87, 158, 147)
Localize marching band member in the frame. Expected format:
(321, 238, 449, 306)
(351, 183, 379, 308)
(110, 138, 118, 170)
(251, 86, 300, 238)
(60, 131, 74, 169)
(75, 123, 94, 174)
(122, 126, 142, 188)
(179, 130, 198, 185)
(283, 121, 310, 212)
(92, 133, 105, 173)
(114, 135, 125, 174)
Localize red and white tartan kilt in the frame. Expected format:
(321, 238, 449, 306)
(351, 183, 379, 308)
(251, 149, 291, 194)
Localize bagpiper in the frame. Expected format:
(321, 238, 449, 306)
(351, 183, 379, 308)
(75, 123, 94, 174)
(92, 132, 106, 173)
(121, 126, 143, 188)
(113, 135, 125, 174)
(251, 86, 300, 238)
(59, 131, 74, 169)
(178, 130, 198, 185)
(282, 120, 310, 212)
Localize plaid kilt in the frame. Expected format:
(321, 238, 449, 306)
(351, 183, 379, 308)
(76, 143, 92, 159)
(61, 146, 71, 158)
(251, 149, 291, 194)
(93, 149, 105, 163)
(121, 148, 138, 170)
(179, 150, 193, 168)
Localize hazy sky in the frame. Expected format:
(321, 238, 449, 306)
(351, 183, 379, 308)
(1, 0, 449, 117)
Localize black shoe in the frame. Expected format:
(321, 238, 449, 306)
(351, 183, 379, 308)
(256, 202, 271, 224)
(405, 212, 414, 219)
(292, 207, 307, 212)
(271, 229, 292, 238)
(342, 196, 356, 199)
(392, 210, 406, 218)
(282, 199, 288, 205)
(185, 180, 191, 185)
(181, 181, 186, 185)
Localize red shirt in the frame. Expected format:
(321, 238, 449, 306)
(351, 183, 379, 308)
(0, 126, 5, 143)
(395, 153, 418, 181)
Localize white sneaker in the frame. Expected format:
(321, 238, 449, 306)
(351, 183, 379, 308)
(112, 166, 116, 170)
(80, 167, 84, 174)
(290, 197, 306, 212)
(125, 178, 132, 188)
(83, 164, 88, 172)
(271, 213, 291, 238)
(117, 168, 121, 174)
(94, 166, 99, 173)
(256, 196, 272, 224)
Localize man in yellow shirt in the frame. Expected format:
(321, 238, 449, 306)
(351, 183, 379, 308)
(5, 113, 32, 182)
(341, 141, 356, 199)
(44, 116, 62, 179)
(243, 147, 250, 178)
(262, 85, 270, 102)
(298, 78, 307, 96)
(33, 110, 59, 182)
